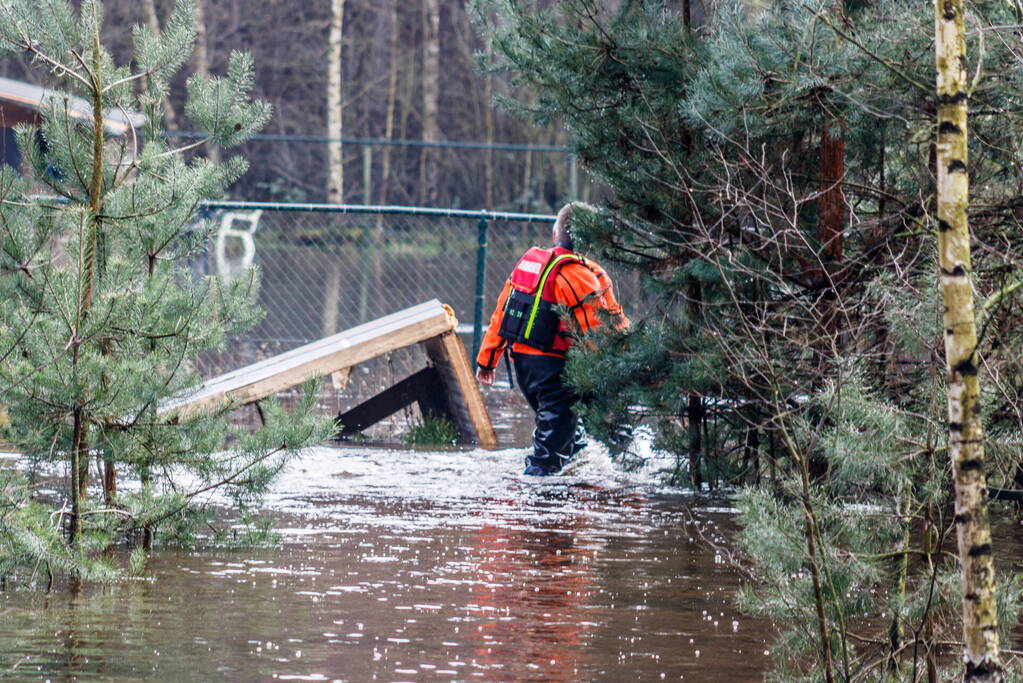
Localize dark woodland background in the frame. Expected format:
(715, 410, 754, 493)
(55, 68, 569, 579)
(0, 0, 581, 209)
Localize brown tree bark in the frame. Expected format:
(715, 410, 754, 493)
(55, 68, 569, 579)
(818, 126, 845, 266)
(812, 123, 845, 376)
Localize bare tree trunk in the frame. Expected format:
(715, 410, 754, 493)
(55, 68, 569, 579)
(377, 0, 399, 208)
(419, 0, 440, 205)
(141, 0, 178, 130)
(935, 1, 1003, 679)
(69, 28, 108, 547)
(520, 148, 532, 214)
(687, 394, 703, 490)
(818, 126, 845, 267)
(194, 0, 219, 163)
(810, 1, 847, 381)
(322, 0, 346, 335)
(327, 0, 346, 204)
(483, 49, 495, 210)
(103, 455, 116, 506)
(887, 481, 911, 681)
(812, 123, 845, 381)
(361, 0, 400, 323)
(69, 406, 85, 544)
(322, 261, 343, 336)
(399, 49, 416, 200)
(791, 429, 835, 683)
(687, 274, 704, 489)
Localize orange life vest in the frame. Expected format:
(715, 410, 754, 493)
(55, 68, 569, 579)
(497, 246, 582, 355)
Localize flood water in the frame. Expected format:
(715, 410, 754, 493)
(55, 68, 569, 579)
(0, 446, 771, 681)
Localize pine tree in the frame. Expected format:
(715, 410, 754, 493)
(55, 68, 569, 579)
(475, 0, 1023, 677)
(0, 0, 332, 585)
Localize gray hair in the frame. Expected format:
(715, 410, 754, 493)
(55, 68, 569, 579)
(552, 201, 595, 248)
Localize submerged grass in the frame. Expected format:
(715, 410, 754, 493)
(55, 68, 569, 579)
(402, 415, 459, 447)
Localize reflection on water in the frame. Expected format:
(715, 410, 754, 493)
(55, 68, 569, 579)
(0, 447, 770, 681)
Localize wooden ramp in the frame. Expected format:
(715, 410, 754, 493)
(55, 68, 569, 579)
(161, 300, 498, 449)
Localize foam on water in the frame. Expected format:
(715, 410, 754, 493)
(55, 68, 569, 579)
(250, 436, 684, 519)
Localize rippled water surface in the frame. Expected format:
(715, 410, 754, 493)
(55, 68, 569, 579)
(1, 447, 770, 681)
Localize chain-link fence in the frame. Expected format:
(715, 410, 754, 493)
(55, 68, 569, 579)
(193, 201, 642, 444)
(196, 201, 544, 351)
(168, 132, 604, 214)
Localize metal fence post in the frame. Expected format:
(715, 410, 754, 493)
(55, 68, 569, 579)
(472, 214, 489, 362)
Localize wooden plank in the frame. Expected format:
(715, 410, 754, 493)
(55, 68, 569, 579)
(422, 332, 498, 450)
(330, 367, 353, 392)
(162, 299, 456, 419)
(186, 300, 450, 392)
(336, 366, 452, 438)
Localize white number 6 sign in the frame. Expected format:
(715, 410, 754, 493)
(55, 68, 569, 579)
(215, 210, 263, 282)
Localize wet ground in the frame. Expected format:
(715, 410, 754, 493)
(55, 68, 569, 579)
(0, 446, 770, 682)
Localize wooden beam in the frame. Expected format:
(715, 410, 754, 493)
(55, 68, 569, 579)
(422, 332, 498, 449)
(989, 488, 1023, 503)
(161, 300, 457, 419)
(330, 366, 353, 392)
(336, 366, 452, 438)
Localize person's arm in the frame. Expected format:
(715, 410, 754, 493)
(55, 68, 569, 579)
(595, 268, 630, 329)
(554, 264, 601, 333)
(555, 262, 630, 332)
(475, 280, 512, 384)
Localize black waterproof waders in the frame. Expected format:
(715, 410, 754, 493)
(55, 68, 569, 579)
(511, 352, 586, 475)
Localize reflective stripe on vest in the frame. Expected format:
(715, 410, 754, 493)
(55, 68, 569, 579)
(523, 253, 579, 340)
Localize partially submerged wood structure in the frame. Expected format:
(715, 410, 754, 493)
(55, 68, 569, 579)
(161, 300, 498, 448)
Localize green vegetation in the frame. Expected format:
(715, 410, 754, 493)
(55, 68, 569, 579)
(0, 0, 332, 588)
(477, 0, 1023, 678)
(402, 415, 459, 447)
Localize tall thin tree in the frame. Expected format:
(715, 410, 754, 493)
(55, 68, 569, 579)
(322, 0, 346, 336)
(327, 0, 345, 204)
(934, 0, 1003, 679)
(140, 0, 178, 130)
(419, 0, 440, 205)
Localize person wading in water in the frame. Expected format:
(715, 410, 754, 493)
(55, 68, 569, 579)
(475, 202, 629, 475)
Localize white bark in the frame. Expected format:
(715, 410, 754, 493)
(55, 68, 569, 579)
(934, 0, 1003, 679)
(327, 0, 345, 204)
(419, 0, 440, 205)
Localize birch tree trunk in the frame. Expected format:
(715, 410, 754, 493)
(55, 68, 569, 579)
(327, 0, 345, 204)
(483, 52, 495, 210)
(377, 0, 399, 208)
(934, 1, 1004, 679)
(419, 0, 440, 205)
(322, 0, 346, 335)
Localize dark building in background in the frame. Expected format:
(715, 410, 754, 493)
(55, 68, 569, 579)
(0, 75, 142, 171)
